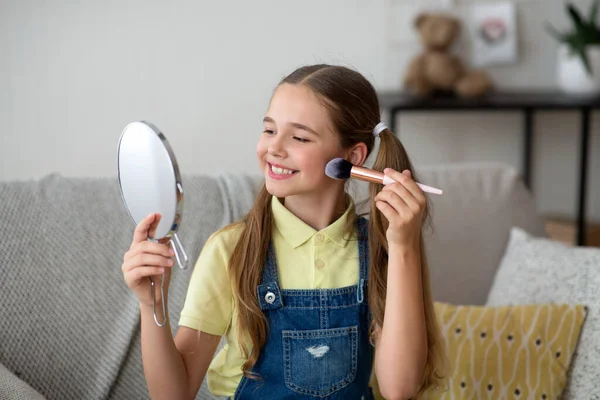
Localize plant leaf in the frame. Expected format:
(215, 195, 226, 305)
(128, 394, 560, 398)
(569, 3, 600, 48)
(580, 51, 593, 75)
(557, 2, 598, 75)
(573, 36, 594, 75)
(590, 0, 599, 25)
(568, 3, 586, 29)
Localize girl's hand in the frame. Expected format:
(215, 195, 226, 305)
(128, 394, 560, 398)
(374, 168, 427, 249)
(121, 213, 175, 307)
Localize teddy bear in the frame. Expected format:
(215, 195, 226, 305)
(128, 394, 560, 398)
(403, 12, 493, 98)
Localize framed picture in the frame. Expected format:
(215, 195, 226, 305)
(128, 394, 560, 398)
(469, 1, 518, 67)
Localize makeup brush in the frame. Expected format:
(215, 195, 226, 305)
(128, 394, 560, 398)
(325, 158, 443, 195)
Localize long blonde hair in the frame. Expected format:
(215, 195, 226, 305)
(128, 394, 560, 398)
(227, 64, 446, 395)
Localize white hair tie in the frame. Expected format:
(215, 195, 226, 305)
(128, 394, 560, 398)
(373, 122, 387, 137)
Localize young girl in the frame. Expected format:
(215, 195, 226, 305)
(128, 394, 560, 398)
(121, 64, 445, 400)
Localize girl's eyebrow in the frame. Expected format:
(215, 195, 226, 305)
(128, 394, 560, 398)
(263, 116, 320, 137)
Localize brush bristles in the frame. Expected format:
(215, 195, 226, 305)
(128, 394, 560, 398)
(325, 158, 353, 180)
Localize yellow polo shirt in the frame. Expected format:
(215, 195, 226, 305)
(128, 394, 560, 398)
(178, 196, 361, 397)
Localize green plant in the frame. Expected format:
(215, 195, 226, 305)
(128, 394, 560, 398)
(545, 0, 600, 75)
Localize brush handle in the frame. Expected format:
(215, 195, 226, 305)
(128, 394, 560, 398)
(383, 175, 443, 195)
(348, 165, 443, 195)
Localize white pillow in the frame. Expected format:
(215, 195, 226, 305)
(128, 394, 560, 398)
(486, 227, 600, 399)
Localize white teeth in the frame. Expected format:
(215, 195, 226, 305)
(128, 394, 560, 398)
(270, 165, 296, 175)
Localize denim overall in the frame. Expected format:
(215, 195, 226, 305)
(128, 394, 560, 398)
(233, 218, 374, 399)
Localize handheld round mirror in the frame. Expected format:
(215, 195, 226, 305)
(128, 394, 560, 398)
(117, 121, 188, 327)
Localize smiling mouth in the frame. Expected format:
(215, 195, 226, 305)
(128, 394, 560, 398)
(268, 163, 299, 176)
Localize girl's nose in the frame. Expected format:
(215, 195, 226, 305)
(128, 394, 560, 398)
(268, 137, 286, 158)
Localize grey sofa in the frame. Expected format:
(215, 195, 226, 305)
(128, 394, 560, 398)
(0, 162, 547, 399)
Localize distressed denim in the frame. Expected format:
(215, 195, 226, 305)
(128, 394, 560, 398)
(233, 218, 375, 399)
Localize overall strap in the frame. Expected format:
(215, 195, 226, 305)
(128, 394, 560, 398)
(356, 217, 369, 304)
(261, 243, 279, 284)
(256, 243, 284, 311)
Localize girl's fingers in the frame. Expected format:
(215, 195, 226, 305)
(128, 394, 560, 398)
(147, 213, 163, 240)
(141, 241, 174, 258)
(124, 241, 174, 262)
(375, 201, 394, 221)
(125, 266, 166, 286)
(375, 188, 409, 214)
(384, 168, 426, 205)
(132, 213, 157, 245)
(380, 182, 421, 212)
(122, 253, 174, 273)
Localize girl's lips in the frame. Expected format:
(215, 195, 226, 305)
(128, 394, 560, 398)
(267, 163, 298, 180)
(269, 162, 297, 170)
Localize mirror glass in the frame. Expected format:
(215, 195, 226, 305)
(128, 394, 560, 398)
(117, 121, 182, 240)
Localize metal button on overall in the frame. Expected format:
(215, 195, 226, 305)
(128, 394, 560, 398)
(265, 291, 276, 304)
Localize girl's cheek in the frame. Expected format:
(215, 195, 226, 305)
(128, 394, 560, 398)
(256, 141, 266, 155)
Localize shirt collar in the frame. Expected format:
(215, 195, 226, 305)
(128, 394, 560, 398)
(271, 196, 355, 249)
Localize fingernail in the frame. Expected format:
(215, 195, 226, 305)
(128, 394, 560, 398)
(169, 248, 175, 256)
(384, 168, 390, 174)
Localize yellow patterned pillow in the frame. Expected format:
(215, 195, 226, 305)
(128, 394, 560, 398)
(371, 303, 586, 400)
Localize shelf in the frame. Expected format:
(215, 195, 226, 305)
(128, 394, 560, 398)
(544, 216, 600, 247)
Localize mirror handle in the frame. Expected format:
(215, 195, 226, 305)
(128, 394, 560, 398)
(148, 234, 188, 327)
(171, 233, 188, 270)
(150, 275, 167, 327)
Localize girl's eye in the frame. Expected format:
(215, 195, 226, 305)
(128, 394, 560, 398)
(294, 137, 310, 143)
(263, 129, 275, 135)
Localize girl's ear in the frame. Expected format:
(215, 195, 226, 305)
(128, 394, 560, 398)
(347, 142, 368, 166)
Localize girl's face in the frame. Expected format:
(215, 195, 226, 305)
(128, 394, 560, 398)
(257, 83, 345, 199)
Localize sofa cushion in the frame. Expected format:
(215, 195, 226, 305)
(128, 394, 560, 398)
(427, 302, 585, 399)
(0, 174, 142, 399)
(0, 173, 260, 400)
(369, 302, 586, 400)
(0, 363, 46, 400)
(486, 227, 600, 399)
